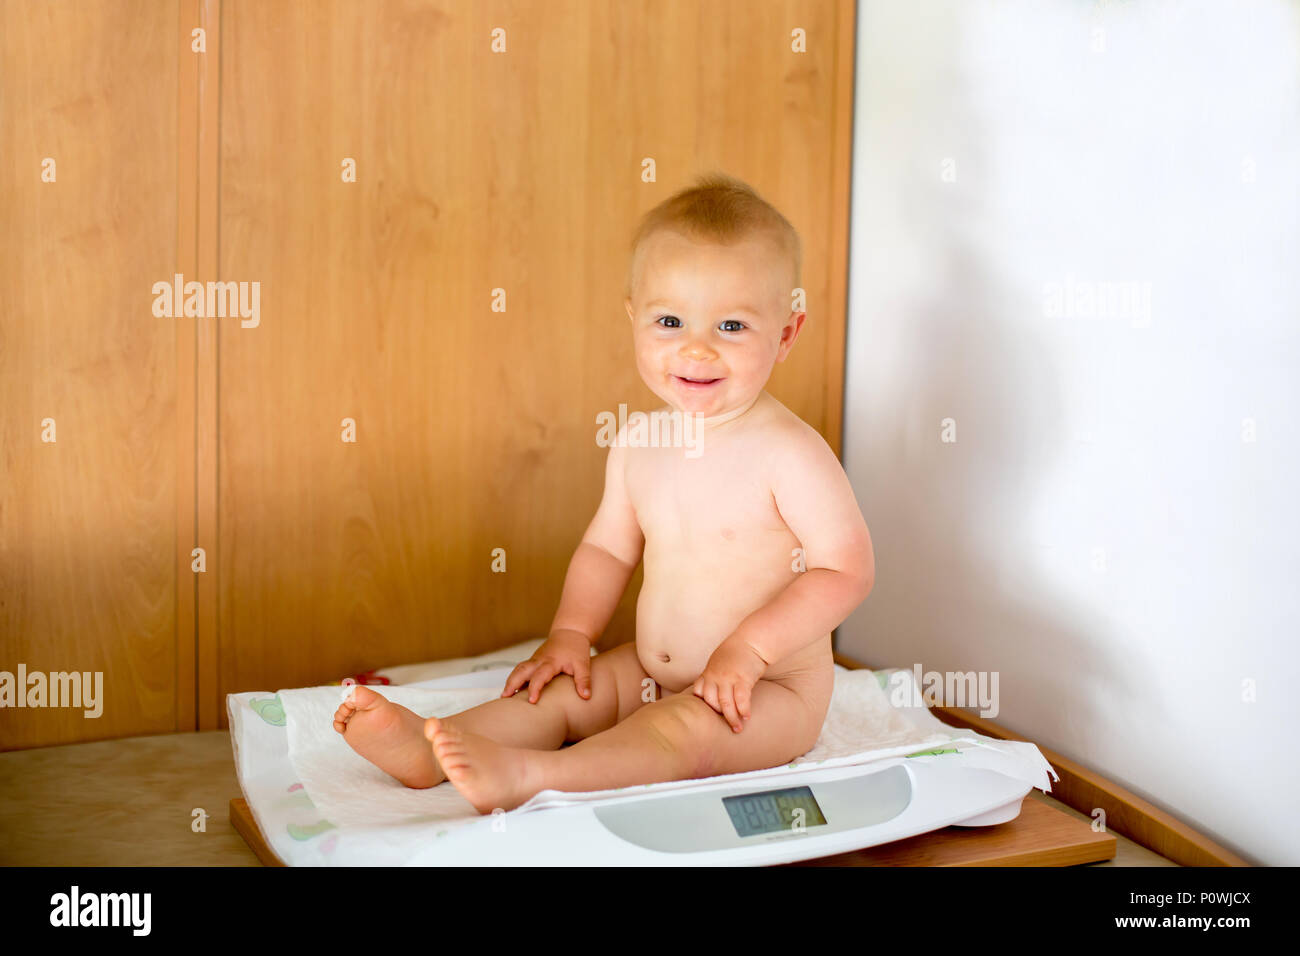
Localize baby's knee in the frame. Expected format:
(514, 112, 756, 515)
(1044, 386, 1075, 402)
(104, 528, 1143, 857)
(520, 672, 617, 741)
(644, 697, 721, 777)
(503, 672, 576, 711)
(540, 672, 576, 696)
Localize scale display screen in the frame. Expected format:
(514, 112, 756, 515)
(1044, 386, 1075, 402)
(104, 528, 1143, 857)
(722, 785, 827, 837)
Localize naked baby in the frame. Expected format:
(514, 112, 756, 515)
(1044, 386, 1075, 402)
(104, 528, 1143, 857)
(333, 173, 875, 813)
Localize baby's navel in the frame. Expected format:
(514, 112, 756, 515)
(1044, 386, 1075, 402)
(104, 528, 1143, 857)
(721, 527, 735, 540)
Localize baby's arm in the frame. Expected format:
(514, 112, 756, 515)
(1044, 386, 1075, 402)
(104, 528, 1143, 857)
(538, 439, 645, 696)
(733, 426, 874, 665)
(692, 426, 873, 730)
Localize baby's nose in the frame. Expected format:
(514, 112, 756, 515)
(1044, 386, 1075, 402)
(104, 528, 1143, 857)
(678, 336, 718, 360)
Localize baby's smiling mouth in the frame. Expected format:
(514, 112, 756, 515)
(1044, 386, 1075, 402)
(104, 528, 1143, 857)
(673, 374, 724, 387)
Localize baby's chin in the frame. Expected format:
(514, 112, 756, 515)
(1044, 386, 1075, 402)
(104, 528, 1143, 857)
(643, 381, 761, 420)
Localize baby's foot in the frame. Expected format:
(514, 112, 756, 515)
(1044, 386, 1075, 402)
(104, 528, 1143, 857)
(424, 716, 542, 813)
(333, 685, 444, 789)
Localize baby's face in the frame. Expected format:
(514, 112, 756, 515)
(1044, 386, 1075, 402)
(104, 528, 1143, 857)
(624, 230, 804, 420)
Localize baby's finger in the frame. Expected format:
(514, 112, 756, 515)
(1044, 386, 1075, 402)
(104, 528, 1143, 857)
(735, 683, 752, 721)
(572, 658, 593, 700)
(701, 681, 722, 715)
(691, 678, 709, 705)
(502, 661, 539, 697)
(720, 688, 742, 733)
(527, 662, 559, 703)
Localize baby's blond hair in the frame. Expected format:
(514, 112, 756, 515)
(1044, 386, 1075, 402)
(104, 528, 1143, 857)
(625, 172, 802, 302)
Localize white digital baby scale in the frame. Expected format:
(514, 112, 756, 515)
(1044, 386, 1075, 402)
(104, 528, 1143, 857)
(404, 735, 1031, 866)
(398, 666, 1032, 866)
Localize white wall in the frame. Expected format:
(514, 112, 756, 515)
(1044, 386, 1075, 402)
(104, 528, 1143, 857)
(839, 0, 1300, 866)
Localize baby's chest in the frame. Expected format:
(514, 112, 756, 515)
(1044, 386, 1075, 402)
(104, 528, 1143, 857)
(625, 449, 789, 543)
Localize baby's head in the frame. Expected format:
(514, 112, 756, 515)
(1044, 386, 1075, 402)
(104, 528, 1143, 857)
(623, 173, 804, 422)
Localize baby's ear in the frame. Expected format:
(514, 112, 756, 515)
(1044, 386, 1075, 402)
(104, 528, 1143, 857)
(776, 311, 807, 361)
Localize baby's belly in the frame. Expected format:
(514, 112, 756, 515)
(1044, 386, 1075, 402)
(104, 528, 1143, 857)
(635, 562, 831, 693)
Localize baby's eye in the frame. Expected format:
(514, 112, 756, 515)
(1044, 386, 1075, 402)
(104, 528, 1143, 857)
(656, 315, 682, 328)
(720, 319, 745, 333)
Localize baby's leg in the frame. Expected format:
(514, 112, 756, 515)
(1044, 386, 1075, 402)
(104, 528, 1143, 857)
(426, 674, 827, 813)
(333, 642, 652, 788)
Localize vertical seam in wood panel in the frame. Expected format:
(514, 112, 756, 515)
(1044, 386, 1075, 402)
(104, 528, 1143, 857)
(176, 0, 200, 732)
(196, 0, 222, 730)
(215, 0, 223, 732)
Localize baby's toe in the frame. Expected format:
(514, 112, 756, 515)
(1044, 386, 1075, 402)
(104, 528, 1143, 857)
(347, 685, 381, 708)
(423, 716, 444, 742)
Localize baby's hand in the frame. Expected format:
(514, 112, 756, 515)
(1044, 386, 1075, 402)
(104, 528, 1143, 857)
(692, 636, 769, 733)
(502, 630, 594, 703)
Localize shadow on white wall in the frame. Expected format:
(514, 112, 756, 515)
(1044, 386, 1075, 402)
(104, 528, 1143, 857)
(839, 0, 1300, 865)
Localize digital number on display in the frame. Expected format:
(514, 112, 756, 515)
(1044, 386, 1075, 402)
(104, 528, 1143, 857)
(722, 785, 827, 838)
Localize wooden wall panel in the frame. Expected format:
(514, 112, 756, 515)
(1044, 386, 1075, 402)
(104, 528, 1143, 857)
(214, 0, 855, 712)
(0, 0, 182, 748)
(0, 0, 855, 742)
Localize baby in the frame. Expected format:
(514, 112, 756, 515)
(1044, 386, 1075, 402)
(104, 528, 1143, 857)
(333, 173, 874, 814)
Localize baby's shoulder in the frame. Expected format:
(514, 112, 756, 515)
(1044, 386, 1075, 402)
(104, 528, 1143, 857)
(749, 396, 846, 498)
(754, 393, 836, 459)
